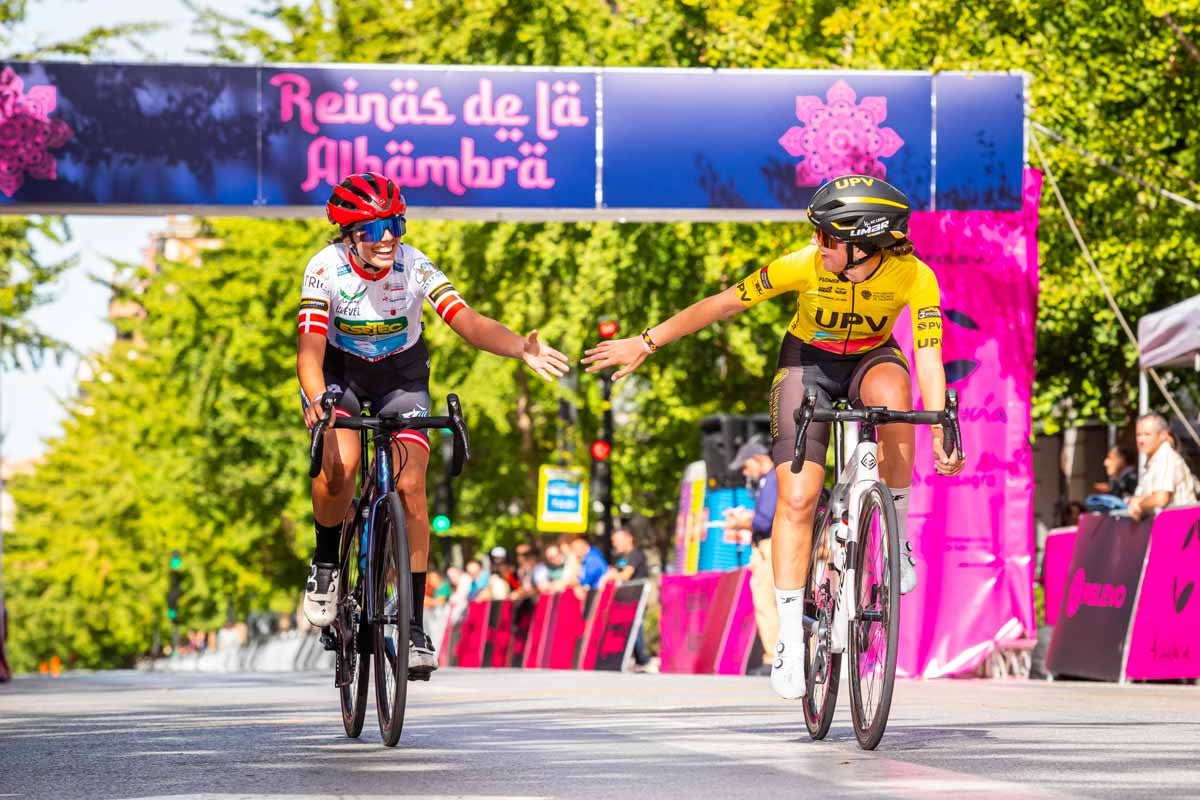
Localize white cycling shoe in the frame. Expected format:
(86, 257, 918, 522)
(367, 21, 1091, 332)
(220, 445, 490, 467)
(770, 639, 807, 699)
(899, 540, 917, 595)
(303, 561, 340, 627)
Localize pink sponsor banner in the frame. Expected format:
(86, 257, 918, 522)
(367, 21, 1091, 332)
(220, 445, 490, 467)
(659, 571, 725, 673)
(1042, 526, 1079, 627)
(660, 569, 757, 674)
(891, 169, 1042, 678)
(1125, 506, 1200, 680)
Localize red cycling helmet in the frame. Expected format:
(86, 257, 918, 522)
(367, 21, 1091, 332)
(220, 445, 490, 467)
(325, 172, 407, 228)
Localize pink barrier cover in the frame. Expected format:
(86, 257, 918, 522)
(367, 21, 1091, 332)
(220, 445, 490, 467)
(1125, 507, 1200, 680)
(660, 569, 756, 674)
(1042, 526, 1079, 627)
(891, 169, 1042, 677)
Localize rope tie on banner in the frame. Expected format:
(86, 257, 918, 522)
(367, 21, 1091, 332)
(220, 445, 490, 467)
(1030, 130, 1200, 451)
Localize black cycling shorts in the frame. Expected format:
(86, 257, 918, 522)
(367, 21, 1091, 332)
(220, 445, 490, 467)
(302, 340, 433, 453)
(769, 333, 910, 467)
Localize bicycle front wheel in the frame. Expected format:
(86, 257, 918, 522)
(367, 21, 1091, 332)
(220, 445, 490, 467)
(802, 492, 841, 740)
(336, 508, 370, 738)
(373, 491, 411, 747)
(847, 482, 901, 750)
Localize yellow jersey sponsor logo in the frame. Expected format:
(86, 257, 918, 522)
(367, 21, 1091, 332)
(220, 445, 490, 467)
(334, 317, 409, 336)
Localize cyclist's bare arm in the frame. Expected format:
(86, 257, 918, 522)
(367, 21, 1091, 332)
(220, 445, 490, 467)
(914, 346, 963, 472)
(446, 306, 569, 381)
(582, 285, 745, 379)
(298, 332, 328, 430)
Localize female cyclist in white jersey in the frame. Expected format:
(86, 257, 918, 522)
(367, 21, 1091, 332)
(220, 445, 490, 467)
(298, 172, 569, 676)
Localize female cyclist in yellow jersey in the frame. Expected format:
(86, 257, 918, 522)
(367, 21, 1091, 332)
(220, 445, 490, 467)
(582, 175, 964, 699)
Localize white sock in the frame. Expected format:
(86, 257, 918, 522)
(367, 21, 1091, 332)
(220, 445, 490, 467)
(893, 489, 911, 547)
(775, 587, 806, 642)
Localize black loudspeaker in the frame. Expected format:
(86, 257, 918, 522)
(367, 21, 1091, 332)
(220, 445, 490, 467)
(747, 413, 771, 446)
(700, 414, 750, 488)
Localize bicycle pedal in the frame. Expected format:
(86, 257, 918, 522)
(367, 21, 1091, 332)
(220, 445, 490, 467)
(407, 669, 433, 682)
(320, 628, 340, 652)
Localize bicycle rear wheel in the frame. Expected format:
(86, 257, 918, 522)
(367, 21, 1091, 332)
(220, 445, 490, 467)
(847, 482, 901, 750)
(336, 506, 369, 738)
(802, 494, 841, 740)
(373, 491, 411, 747)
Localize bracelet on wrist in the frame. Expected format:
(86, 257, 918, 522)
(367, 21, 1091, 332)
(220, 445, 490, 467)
(640, 327, 659, 353)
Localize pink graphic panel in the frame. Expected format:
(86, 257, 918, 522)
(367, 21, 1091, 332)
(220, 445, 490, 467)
(891, 168, 1042, 678)
(1126, 507, 1200, 680)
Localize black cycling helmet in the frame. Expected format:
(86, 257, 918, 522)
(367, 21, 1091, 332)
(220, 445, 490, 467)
(807, 174, 912, 250)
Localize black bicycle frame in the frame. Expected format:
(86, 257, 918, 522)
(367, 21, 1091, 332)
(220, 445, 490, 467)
(308, 391, 469, 632)
(335, 411, 463, 628)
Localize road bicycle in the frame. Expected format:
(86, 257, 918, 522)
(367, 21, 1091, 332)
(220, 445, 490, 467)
(308, 391, 469, 747)
(791, 389, 961, 750)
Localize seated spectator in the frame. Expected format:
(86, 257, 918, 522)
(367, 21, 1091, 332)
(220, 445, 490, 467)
(1128, 412, 1200, 521)
(1061, 500, 1084, 527)
(565, 534, 607, 590)
(1092, 446, 1138, 499)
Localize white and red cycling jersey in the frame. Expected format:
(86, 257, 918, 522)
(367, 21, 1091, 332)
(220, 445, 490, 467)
(297, 242, 467, 361)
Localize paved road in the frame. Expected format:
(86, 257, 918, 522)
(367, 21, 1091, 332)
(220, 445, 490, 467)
(1, 668, 1197, 799)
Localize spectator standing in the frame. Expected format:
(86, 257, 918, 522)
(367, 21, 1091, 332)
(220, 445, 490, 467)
(543, 543, 566, 583)
(1129, 413, 1199, 520)
(566, 535, 608, 590)
(609, 527, 649, 582)
(487, 547, 519, 600)
(609, 527, 651, 670)
(724, 436, 779, 672)
(426, 570, 450, 609)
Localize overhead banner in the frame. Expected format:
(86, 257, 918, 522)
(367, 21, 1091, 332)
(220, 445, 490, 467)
(0, 61, 1023, 218)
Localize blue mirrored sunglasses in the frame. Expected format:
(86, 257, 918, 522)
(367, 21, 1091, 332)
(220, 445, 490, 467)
(350, 215, 405, 243)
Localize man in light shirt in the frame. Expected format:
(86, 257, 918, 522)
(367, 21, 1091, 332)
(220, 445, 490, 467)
(1128, 413, 1199, 520)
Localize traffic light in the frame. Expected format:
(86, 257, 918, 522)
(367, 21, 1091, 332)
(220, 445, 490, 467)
(167, 550, 182, 622)
(432, 479, 453, 532)
(589, 438, 612, 462)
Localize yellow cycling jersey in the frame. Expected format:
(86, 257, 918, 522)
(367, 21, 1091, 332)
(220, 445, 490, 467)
(736, 244, 942, 356)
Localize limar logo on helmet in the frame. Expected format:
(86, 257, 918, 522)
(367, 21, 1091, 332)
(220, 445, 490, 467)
(850, 216, 891, 237)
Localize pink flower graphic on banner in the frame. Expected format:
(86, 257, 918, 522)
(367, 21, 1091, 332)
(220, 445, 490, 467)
(778, 79, 904, 187)
(0, 68, 73, 197)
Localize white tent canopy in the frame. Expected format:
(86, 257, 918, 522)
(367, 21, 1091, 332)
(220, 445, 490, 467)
(1137, 295, 1200, 421)
(1139, 295, 1200, 370)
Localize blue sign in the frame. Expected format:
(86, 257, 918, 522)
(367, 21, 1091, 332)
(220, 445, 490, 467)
(537, 465, 588, 534)
(0, 61, 1023, 215)
(601, 70, 934, 210)
(933, 73, 1025, 210)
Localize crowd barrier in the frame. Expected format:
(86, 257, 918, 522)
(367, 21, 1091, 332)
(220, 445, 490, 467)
(143, 630, 334, 674)
(1045, 506, 1200, 682)
(439, 581, 649, 671)
(659, 568, 757, 675)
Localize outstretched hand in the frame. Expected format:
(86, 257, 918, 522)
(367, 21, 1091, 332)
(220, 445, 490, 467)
(521, 330, 571, 381)
(581, 336, 648, 381)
